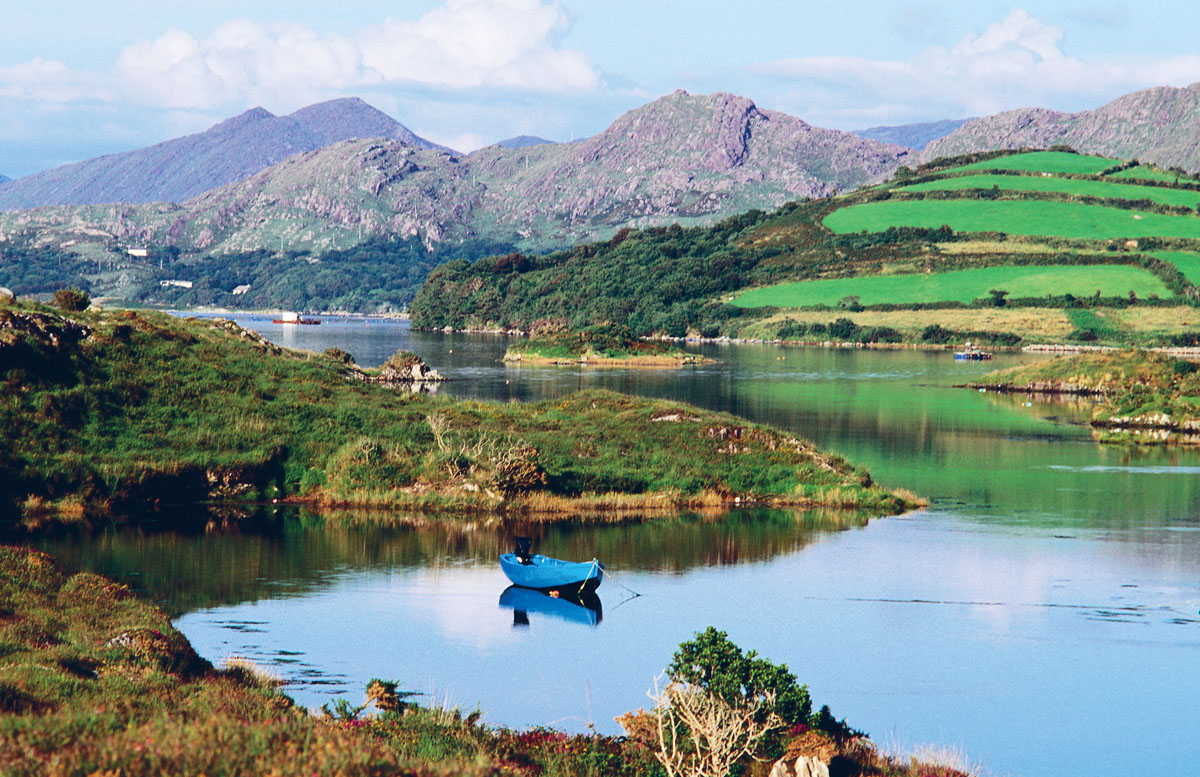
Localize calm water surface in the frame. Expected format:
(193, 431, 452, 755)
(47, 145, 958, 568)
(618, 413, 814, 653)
(39, 317, 1200, 777)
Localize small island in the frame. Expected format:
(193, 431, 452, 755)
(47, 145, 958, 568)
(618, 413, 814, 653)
(0, 300, 915, 525)
(503, 325, 712, 367)
(969, 350, 1200, 443)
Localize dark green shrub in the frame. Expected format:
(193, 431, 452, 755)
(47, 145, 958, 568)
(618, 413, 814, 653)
(827, 317, 861, 340)
(52, 288, 90, 312)
(668, 627, 811, 727)
(921, 324, 954, 344)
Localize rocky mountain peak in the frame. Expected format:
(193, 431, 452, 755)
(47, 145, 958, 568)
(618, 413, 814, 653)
(924, 83, 1200, 171)
(213, 107, 277, 133)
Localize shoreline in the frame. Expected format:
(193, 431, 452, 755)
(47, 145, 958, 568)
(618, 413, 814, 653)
(419, 324, 1200, 358)
(502, 352, 712, 368)
(285, 485, 922, 521)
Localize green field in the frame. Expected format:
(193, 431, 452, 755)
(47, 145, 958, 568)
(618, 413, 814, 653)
(944, 151, 1118, 176)
(1108, 165, 1197, 183)
(1153, 250, 1200, 284)
(731, 265, 1173, 309)
(899, 173, 1200, 210)
(824, 198, 1200, 240)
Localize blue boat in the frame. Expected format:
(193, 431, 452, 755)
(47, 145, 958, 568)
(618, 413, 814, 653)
(499, 537, 604, 594)
(499, 585, 602, 627)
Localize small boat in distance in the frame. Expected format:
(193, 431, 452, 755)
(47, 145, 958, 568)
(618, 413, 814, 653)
(954, 341, 991, 361)
(500, 537, 604, 595)
(271, 311, 321, 325)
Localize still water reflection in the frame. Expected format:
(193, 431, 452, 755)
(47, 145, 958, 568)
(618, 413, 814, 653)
(36, 316, 1200, 777)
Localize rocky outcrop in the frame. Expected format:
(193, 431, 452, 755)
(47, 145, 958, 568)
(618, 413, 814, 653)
(348, 349, 445, 387)
(769, 755, 830, 777)
(0, 308, 90, 351)
(769, 731, 839, 777)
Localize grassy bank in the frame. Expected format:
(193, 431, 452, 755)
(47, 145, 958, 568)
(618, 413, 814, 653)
(0, 545, 975, 777)
(0, 300, 914, 523)
(970, 350, 1200, 443)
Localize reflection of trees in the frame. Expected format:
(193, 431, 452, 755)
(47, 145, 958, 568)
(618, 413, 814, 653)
(31, 506, 868, 616)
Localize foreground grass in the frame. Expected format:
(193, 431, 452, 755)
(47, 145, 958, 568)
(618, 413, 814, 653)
(971, 350, 1200, 442)
(731, 265, 1172, 309)
(0, 301, 914, 523)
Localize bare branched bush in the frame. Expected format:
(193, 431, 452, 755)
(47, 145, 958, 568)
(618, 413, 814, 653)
(649, 675, 783, 777)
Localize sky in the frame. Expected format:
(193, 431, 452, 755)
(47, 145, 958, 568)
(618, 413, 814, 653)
(2, 0, 1200, 177)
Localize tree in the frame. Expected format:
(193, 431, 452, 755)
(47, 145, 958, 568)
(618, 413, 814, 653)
(836, 295, 863, 312)
(987, 289, 1009, 308)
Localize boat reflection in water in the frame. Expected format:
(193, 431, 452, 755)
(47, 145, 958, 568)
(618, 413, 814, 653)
(499, 585, 603, 628)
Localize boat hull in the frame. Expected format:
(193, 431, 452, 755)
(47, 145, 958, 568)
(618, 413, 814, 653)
(499, 553, 603, 594)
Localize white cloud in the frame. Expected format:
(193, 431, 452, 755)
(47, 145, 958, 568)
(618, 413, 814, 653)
(2, 0, 599, 113)
(757, 9, 1200, 127)
(0, 57, 109, 103)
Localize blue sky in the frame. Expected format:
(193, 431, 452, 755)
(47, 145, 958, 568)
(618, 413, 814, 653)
(2, 1, 1199, 177)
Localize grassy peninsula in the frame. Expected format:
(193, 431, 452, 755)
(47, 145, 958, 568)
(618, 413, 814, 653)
(0, 300, 914, 523)
(0, 545, 973, 777)
(503, 325, 710, 367)
(971, 350, 1200, 443)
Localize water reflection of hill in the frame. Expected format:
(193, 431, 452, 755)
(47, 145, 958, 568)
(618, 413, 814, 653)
(31, 506, 869, 616)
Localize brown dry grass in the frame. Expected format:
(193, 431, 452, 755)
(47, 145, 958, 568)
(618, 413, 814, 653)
(750, 307, 1077, 340)
(934, 240, 1088, 255)
(1103, 306, 1200, 334)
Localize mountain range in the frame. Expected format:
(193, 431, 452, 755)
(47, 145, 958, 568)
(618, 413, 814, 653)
(924, 82, 1200, 171)
(0, 90, 911, 258)
(0, 98, 446, 210)
(5, 82, 1200, 311)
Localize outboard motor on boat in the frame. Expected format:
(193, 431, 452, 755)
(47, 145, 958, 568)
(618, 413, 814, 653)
(514, 536, 534, 565)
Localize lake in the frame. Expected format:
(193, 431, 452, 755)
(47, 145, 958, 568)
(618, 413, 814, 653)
(36, 316, 1200, 777)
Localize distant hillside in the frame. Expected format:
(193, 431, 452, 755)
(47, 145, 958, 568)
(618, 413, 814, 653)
(411, 149, 1200, 347)
(924, 83, 1200, 173)
(0, 90, 911, 269)
(492, 135, 554, 149)
(0, 174, 9, 185)
(0, 98, 448, 210)
(854, 119, 971, 150)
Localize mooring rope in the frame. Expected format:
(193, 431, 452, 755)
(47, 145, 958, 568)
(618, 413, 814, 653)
(597, 560, 643, 599)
